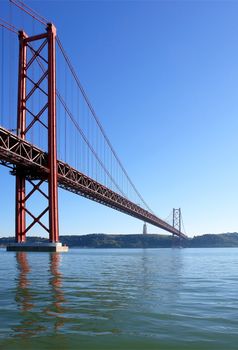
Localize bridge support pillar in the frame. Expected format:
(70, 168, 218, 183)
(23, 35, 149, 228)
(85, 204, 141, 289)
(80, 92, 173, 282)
(15, 175, 26, 243)
(14, 24, 62, 246)
(15, 30, 27, 244)
(47, 23, 59, 243)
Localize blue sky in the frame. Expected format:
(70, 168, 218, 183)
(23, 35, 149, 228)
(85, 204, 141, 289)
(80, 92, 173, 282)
(1, 0, 238, 238)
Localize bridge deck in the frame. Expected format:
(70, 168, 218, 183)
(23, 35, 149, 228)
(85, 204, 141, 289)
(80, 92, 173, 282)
(0, 126, 187, 239)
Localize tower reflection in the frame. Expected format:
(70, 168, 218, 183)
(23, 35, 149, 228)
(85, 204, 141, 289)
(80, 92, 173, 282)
(14, 252, 66, 337)
(16, 252, 33, 312)
(46, 253, 66, 331)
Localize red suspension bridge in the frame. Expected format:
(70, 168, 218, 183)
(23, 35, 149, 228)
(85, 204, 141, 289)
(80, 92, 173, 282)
(0, 1, 187, 249)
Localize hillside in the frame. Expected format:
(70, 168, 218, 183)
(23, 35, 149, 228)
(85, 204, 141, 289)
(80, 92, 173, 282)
(1, 232, 238, 248)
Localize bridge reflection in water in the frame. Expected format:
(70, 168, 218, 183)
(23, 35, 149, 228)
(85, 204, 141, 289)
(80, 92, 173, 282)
(14, 253, 66, 337)
(0, 249, 188, 350)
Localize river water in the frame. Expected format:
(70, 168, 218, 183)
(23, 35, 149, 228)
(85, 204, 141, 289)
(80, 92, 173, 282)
(0, 247, 238, 349)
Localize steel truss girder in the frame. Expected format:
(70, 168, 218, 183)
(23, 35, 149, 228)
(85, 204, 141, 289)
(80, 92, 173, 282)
(0, 126, 47, 172)
(0, 126, 187, 239)
(0, 160, 14, 169)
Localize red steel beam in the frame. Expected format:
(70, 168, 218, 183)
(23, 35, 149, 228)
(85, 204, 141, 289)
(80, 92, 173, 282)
(15, 30, 27, 243)
(47, 23, 59, 243)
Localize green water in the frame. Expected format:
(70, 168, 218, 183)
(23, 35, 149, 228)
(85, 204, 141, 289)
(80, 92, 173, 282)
(0, 248, 238, 349)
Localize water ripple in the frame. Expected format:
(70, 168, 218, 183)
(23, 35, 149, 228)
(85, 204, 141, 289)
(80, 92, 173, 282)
(0, 248, 238, 349)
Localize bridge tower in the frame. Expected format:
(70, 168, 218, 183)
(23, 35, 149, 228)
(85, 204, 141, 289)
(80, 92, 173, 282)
(15, 24, 60, 246)
(173, 208, 181, 232)
(172, 208, 182, 247)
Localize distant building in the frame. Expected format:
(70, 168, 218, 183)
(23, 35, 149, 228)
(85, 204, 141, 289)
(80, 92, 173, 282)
(143, 223, 147, 235)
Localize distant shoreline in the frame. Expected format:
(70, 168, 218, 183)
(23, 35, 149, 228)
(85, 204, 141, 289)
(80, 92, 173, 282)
(1, 232, 238, 249)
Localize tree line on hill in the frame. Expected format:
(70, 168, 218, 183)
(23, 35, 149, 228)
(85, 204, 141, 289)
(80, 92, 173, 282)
(1, 232, 238, 248)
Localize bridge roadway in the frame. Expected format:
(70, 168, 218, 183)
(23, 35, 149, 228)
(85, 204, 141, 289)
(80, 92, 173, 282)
(0, 126, 187, 239)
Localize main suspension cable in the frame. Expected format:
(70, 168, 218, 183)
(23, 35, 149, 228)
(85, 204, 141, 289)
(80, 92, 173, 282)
(0, 18, 18, 34)
(9, 0, 48, 26)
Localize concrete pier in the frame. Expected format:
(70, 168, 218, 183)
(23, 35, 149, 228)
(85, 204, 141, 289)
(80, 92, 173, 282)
(6, 242, 69, 252)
